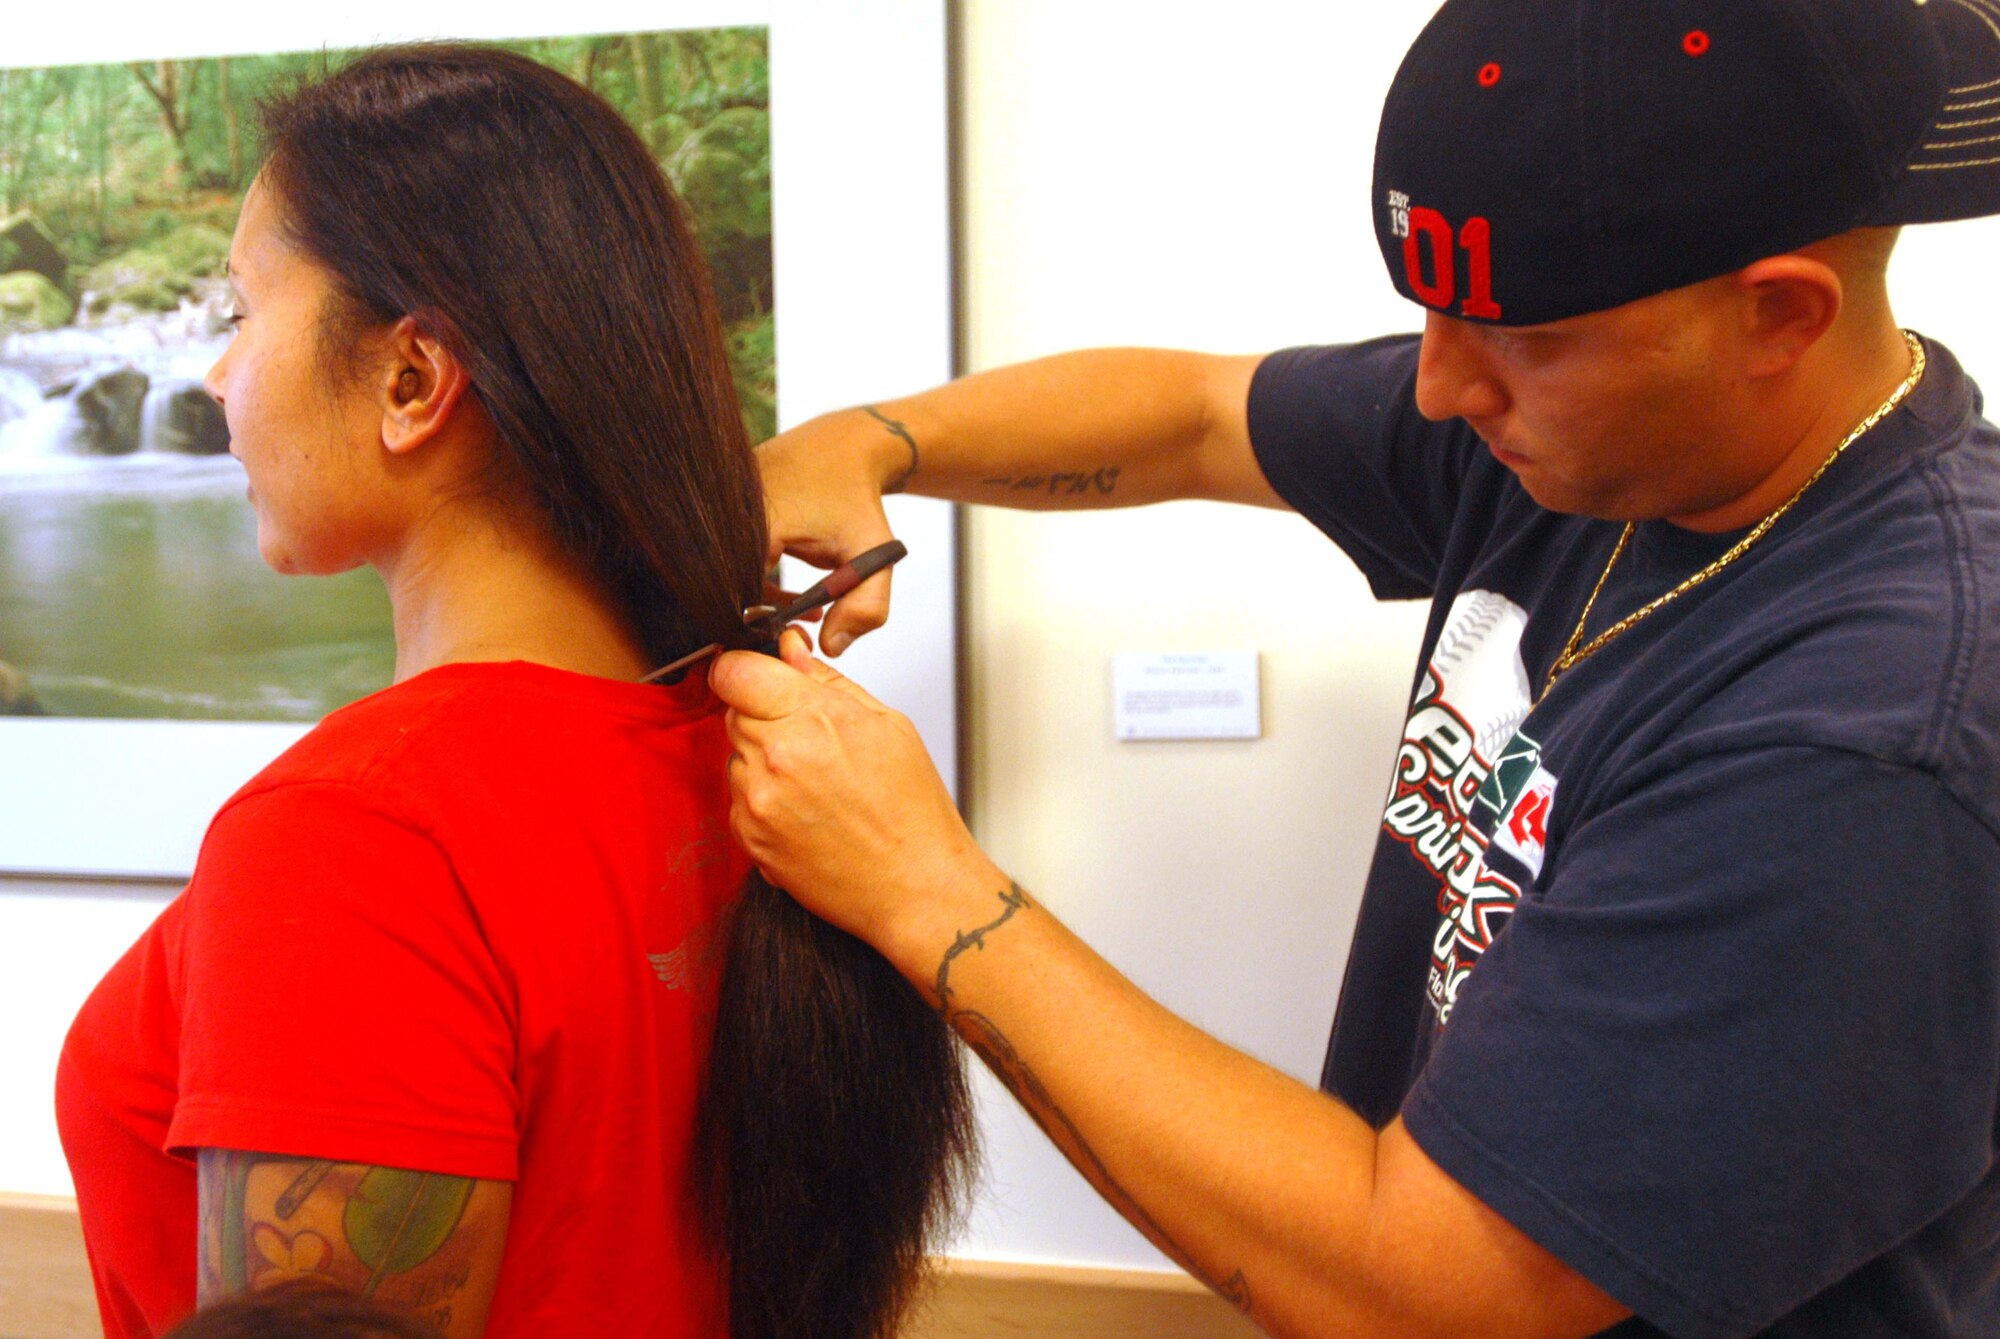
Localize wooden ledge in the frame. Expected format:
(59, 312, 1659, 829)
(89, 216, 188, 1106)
(0, 1195, 1261, 1339)
(909, 1258, 1261, 1337)
(0, 1194, 98, 1339)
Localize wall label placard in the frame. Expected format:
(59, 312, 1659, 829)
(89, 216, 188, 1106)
(1112, 651, 1262, 741)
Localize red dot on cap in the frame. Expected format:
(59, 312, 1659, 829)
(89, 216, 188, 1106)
(1684, 30, 1711, 56)
(1478, 62, 1502, 87)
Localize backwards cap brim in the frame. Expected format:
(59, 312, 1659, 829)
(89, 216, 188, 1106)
(1871, 0, 2000, 225)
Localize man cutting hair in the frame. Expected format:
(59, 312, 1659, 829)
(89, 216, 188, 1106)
(711, 3, 2000, 1334)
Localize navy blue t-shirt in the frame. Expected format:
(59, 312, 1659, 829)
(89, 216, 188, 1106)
(1247, 333, 2000, 1338)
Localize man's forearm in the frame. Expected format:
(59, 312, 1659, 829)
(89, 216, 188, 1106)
(889, 871, 1394, 1338)
(751, 347, 1280, 653)
(880, 868, 1630, 1339)
(860, 348, 1274, 509)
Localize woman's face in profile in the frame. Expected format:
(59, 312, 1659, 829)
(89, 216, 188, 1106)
(204, 179, 394, 576)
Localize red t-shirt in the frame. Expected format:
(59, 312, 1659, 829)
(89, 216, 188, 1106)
(56, 661, 747, 1337)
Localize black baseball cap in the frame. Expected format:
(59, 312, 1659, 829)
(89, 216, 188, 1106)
(1373, 0, 2000, 326)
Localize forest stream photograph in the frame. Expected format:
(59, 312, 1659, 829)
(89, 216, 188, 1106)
(0, 28, 773, 721)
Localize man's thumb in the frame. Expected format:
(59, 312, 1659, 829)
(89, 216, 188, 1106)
(708, 648, 810, 720)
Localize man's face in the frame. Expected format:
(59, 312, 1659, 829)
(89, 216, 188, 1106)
(1413, 280, 1767, 525)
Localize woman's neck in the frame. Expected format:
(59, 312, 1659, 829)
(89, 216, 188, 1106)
(375, 500, 652, 685)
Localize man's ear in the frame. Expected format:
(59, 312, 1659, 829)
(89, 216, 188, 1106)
(1734, 255, 1843, 380)
(379, 315, 473, 455)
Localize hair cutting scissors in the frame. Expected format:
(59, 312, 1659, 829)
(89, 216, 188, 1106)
(640, 540, 908, 684)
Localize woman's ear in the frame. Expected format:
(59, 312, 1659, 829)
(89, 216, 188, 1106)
(379, 315, 473, 455)
(1734, 255, 1844, 381)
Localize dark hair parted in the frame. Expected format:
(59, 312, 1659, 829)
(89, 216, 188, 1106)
(257, 44, 975, 1339)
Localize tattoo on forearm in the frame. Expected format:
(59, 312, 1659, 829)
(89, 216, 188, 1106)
(862, 405, 920, 493)
(933, 881, 1031, 1005)
(978, 466, 1122, 499)
(933, 885, 1254, 1316)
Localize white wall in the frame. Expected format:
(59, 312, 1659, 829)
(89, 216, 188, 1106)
(0, 880, 174, 1195)
(943, 0, 1436, 1268)
(11, 0, 2000, 1284)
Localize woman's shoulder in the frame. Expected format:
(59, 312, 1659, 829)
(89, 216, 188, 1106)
(234, 664, 492, 804)
(251, 659, 722, 788)
(202, 660, 729, 866)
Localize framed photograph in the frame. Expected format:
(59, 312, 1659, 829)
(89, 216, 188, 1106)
(0, 0, 954, 877)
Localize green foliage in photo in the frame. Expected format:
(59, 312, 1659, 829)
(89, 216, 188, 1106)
(0, 269, 73, 331)
(0, 28, 774, 432)
(82, 221, 231, 314)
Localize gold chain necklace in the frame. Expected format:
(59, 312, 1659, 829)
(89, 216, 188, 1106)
(1541, 330, 1926, 699)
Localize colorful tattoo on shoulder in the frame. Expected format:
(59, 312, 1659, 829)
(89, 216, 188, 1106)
(931, 884, 1254, 1316)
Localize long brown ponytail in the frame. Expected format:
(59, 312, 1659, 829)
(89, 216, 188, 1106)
(258, 44, 974, 1338)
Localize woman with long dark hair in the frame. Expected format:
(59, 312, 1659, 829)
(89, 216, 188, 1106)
(56, 44, 972, 1339)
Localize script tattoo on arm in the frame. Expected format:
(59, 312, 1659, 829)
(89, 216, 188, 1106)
(977, 466, 1123, 499)
(933, 884, 1254, 1315)
(862, 405, 920, 493)
(197, 1149, 509, 1337)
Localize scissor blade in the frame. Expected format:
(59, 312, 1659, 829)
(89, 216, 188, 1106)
(639, 642, 723, 684)
(638, 540, 908, 685)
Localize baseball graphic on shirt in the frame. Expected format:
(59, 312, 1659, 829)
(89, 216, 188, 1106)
(1425, 588, 1532, 761)
(1394, 588, 1533, 819)
(1386, 588, 1537, 1026)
